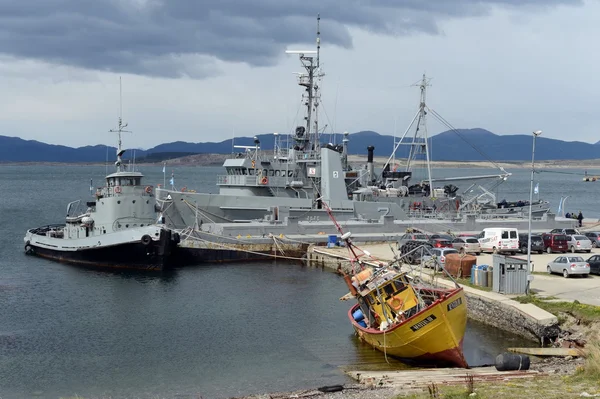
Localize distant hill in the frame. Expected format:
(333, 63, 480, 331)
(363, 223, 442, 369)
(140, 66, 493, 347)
(0, 136, 148, 162)
(0, 128, 598, 162)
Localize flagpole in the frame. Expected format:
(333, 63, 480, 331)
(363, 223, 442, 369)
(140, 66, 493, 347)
(163, 162, 166, 188)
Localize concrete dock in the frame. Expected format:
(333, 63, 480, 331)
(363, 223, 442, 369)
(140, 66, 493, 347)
(310, 243, 600, 306)
(307, 243, 600, 342)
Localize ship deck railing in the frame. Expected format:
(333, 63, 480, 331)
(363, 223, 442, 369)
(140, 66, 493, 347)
(29, 224, 66, 236)
(96, 185, 155, 198)
(217, 175, 301, 187)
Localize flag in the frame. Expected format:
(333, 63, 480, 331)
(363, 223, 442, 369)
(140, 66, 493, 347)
(162, 163, 166, 173)
(557, 197, 563, 214)
(169, 176, 174, 186)
(533, 183, 539, 195)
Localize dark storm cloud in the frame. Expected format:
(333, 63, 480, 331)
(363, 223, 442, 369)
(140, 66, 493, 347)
(0, 0, 583, 78)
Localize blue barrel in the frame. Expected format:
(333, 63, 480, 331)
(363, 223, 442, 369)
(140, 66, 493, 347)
(357, 320, 367, 328)
(495, 352, 530, 371)
(327, 235, 338, 247)
(353, 308, 365, 322)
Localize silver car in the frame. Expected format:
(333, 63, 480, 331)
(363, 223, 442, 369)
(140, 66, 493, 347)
(421, 248, 459, 270)
(584, 232, 600, 248)
(451, 237, 481, 255)
(566, 235, 592, 253)
(547, 255, 590, 278)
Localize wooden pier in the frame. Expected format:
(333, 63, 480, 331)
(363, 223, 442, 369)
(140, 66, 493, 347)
(347, 366, 546, 389)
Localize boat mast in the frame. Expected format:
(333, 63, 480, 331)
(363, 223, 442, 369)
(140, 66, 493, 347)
(406, 74, 433, 196)
(109, 77, 131, 173)
(313, 14, 321, 147)
(287, 15, 323, 153)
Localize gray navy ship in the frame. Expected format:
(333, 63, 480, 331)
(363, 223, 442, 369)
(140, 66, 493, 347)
(156, 17, 573, 262)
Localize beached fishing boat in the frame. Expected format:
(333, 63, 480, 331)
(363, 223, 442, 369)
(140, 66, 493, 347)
(317, 196, 468, 368)
(343, 267, 468, 368)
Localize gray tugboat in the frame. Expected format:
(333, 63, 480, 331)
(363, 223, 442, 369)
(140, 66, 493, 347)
(24, 114, 179, 271)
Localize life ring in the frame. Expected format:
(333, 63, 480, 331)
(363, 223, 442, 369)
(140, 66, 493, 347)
(388, 296, 404, 311)
(141, 235, 152, 246)
(145, 186, 152, 194)
(261, 177, 268, 185)
(114, 186, 122, 194)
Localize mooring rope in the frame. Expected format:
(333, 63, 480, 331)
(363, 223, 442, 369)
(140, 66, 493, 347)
(181, 233, 307, 261)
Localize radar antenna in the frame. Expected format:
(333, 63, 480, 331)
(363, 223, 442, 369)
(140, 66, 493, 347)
(109, 77, 132, 172)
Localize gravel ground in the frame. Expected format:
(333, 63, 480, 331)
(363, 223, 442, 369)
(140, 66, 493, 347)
(229, 385, 403, 399)
(229, 354, 585, 399)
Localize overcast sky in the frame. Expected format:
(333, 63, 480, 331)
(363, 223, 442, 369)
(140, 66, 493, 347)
(0, 0, 596, 148)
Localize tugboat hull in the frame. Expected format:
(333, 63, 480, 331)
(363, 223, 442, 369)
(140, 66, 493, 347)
(24, 226, 178, 271)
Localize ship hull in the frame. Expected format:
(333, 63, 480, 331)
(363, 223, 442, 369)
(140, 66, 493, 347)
(173, 240, 308, 265)
(349, 288, 468, 368)
(157, 189, 564, 234)
(24, 226, 177, 272)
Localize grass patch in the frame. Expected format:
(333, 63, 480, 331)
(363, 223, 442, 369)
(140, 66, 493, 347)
(397, 375, 600, 398)
(454, 277, 492, 292)
(513, 295, 600, 325)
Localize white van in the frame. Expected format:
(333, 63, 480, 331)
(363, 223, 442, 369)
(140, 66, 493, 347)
(477, 228, 519, 254)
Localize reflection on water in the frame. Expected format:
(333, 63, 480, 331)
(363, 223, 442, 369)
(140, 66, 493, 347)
(1, 259, 535, 399)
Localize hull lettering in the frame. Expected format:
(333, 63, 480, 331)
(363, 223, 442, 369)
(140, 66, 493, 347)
(447, 297, 463, 312)
(410, 314, 437, 332)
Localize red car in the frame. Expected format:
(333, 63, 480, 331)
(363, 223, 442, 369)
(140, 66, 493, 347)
(430, 238, 453, 248)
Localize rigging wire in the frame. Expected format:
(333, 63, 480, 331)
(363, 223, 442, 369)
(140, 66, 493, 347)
(427, 108, 504, 172)
(537, 169, 586, 175)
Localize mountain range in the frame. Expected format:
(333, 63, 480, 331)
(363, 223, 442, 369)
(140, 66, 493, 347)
(0, 128, 597, 163)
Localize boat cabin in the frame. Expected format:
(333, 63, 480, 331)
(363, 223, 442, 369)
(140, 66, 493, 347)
(353, 270, 421, 329)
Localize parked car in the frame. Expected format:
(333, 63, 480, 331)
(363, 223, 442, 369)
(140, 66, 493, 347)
(549, 228, 580, 235)
(397, 233, 430, 249)
(429, 233, 454, 241)
(451, 237, 481, 255)
(546, 255, 590, 278)
(586, 254, 600, 275)
(541, 233, 569, 254)
(517, 233, 545, 254)
(430, 238, 453, 248)
(422, 248, 459, 270)
(584, 232, 600, 248)
(566, 235, 592, 253)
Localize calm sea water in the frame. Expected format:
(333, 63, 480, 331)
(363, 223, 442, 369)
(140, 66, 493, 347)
(0, 163, 589, 399)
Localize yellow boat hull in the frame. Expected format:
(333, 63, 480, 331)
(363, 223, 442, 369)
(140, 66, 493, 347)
(349, 288, 468, 368)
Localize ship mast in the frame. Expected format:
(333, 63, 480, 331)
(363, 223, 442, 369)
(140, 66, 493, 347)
(286, 15, 323, 153)
(405, 74, 433, 196)
(313, 14, 321, 146)
(109, 77, 131, 173)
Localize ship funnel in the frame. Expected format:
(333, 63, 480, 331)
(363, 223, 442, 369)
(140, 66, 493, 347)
(367, 146, 375, 183)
